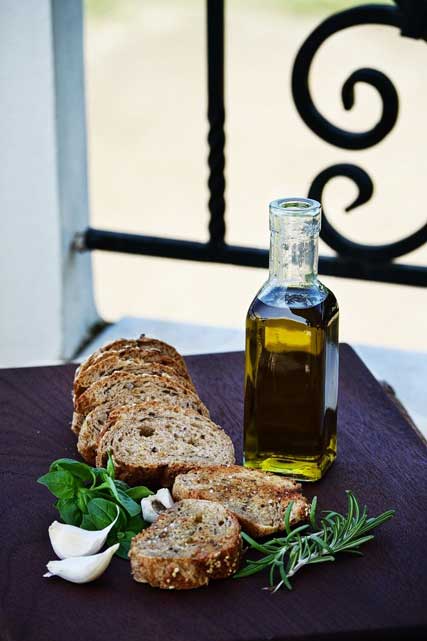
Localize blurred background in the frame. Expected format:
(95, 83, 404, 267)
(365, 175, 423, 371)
(85, 0, 426, 350)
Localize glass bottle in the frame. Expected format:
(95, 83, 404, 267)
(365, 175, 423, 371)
(243, 198, 339, 481)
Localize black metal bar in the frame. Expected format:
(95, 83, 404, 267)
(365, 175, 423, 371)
(206, 0, 226, 246)
(82, 228, 427, 287)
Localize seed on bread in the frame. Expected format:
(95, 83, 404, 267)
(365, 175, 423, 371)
(77, 401, 116, 465)
(96, 402, 235, 486)
(129, 499, 242, 589)
(73, 336, 189, 388)
(77, 397, 209, 467)
(73, 348, 194, 400)
(75, 372, 208, 418)
(172, 466, 310, 537)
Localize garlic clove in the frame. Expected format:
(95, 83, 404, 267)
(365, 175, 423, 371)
(43, 543, 119, 583)
(141, 488, 174, 523)
(156, 488, 174, 509)
(48, 506, 119, 559)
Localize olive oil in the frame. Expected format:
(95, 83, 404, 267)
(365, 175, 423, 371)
(243, 198, 339, 481)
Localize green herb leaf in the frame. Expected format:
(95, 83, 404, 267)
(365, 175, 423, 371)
(107, 452, 115, 479)
(235, 492, 395, 592)
(38, 457, 153, 560)
(87, 498, 118, 529)
(80, 514, 98, 530)
(49, 458, 95, 483)
(125, 486, 153, 500)
(55, 498, 81, 526)
(76, 488, 91, 513)
(37, 471, 76, 499)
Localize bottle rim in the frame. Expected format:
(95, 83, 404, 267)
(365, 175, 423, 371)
(269, 197, 321, 217)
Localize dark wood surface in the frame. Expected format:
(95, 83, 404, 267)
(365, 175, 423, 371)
(1, 345, 426, 641)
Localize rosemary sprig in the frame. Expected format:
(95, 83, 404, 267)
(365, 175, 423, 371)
(234, 491, 395, 592)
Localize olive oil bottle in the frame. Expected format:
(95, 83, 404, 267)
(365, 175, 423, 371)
(244, 198, 339, 481)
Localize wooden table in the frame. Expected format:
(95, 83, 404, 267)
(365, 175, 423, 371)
(1, 346, 426, 641)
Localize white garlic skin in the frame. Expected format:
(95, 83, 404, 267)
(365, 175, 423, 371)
(44, 543, 119, 583)
(141, 488, 174, 522)
(48, 507, 119, 559)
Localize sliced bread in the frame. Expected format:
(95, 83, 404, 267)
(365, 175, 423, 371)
(77, 396, 206, 466)
(77, 401, 116, 464)
(71, 411, 84, 435)
(74, 336, 188, 386)
(75, 372, 208, 418)
(129, 498, 242, 589)
(96, 402, 235, 486)
(73, 352, 195, 400)
(172, 465, 310, 537)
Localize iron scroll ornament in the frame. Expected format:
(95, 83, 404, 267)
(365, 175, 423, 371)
(292, 1, 427, 264)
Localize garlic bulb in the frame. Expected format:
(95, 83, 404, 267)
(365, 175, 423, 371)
(48, 507, 119, 559)
(43, 543, 119, 583)
(141, 488, 174, 522)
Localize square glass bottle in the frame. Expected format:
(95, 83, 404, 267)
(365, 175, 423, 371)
(243, 198, 339, 481)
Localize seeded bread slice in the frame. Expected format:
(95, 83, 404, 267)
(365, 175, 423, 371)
(76, 401, 116, 465)
(172, 466, 310, 537)
(129, 499, 242, 589)
(74, 336, 188, 387)
(71, 364, 197, 436)
(77, 398, 205, 466)
(73, 352, 195, 400)
(96, 402, 235, 486)
(75, 372, 208, 418)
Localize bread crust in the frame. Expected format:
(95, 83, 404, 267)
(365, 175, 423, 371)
(172, 465, 310, 537)
(95, 402, 235, 486)
(73, 349, 194, 400)
(75, 372, 208, 418)
(129, 499, 242, 589)
(74, 336, 189, 386)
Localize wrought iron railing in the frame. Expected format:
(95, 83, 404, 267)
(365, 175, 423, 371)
(75, 0, 427, 287)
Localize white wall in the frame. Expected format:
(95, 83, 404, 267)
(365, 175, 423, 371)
(0, 0, 99, 367)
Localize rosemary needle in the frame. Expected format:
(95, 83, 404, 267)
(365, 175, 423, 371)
(234, 491, 395, 592)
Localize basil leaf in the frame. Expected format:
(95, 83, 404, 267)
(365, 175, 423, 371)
(56, 499, 81, 526)
(49, 458, 94, 483)
(103, 476, 140, 517)
(126, 513, 147, 534)
(113, 479, 129, 491)
(107, 453, 115, 479)
(112, 531, 137, 560)
(116, 488, 141, 517)
(126, 486, 153, 500)
(80, 514, 98, 530)
(87, 498, 118, 529)
(37, 471, 76, 499)
(76, 488, 90, 513)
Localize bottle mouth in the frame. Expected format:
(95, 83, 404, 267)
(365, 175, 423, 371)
(269, 198, 321, 235)
(269, 197, 321, 217)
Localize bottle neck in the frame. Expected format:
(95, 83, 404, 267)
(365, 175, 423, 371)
(268, 226, 319, 288)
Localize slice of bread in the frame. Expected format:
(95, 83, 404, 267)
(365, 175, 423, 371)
(75, 372, 209, 418)
(77, 401, 116, 465)
(77, 396, 206, 466)
(73, 352, 195, 400)
(71, 411, 84, 435)
(129, 499, 242, 589)
(74, 336, 188, 387)
(96, 402, 235, 486)
(172, 466, 310, 537)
